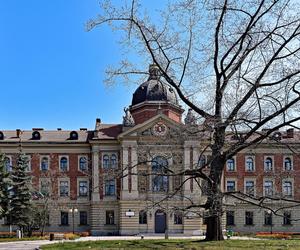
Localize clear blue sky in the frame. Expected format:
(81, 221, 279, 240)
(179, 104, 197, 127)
(0, 0, 142, 130)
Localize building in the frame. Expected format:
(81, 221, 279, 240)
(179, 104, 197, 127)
(0, 64, 299, 235)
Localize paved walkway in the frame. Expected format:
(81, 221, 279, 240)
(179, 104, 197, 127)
(0, 235, 260, 250)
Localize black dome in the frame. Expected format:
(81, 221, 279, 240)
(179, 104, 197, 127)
(131, 65, 178, 106)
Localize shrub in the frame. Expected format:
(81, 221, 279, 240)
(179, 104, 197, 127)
(64, 233, 80, 240)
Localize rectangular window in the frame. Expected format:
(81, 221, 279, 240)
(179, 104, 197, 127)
(105, 180, 115, 196)
(174, 211, 183, 225)
(245, 211, 254, 225)
(226, 159, 235, 171)
(283, 181, 292, 197)
(226, 181, 236, 192)
(79, 211, 88, 225)
(245, 180, 255, 196)
(264, 181, 273, 196)
(139, 210, 147, 224)
(283, 211, 291, 225)
(79, 181, 88, 196)
(106, 210, 115, 225)
(79, 156, 88, 171)
(264, 211, 272, 225)
(226, 211, 235, 226)
(59, 181, 69, 197)
(61, 211, 68, 225)
(40, 179, 50, 196)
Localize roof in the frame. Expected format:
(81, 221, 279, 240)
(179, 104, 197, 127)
(0, 124, 123, 143)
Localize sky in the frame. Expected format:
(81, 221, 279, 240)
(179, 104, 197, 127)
(0, 0, 145, 130)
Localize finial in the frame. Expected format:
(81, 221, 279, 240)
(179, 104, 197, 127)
(184, 108, 197, 125)
(123, 107, 135, 127)
(148, 64, 160, 80)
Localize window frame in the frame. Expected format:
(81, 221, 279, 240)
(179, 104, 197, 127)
(152, 156, 169, 192)
(264, 211, 272, 225)
(60, 211, 69, 226)
(283, 211, 292, 225)
(4, 156, 12, 172)
(40, 178, 50, 196)
(174, 211, 183, 225)
(59, 156, 69, 172)
(78, 180, 89, 197)
(104, 179, 116, 196)
(226, 180, 236, 192)
(264, 156, 273, 172)
(226, 158, 235, 172)
(244, 179, 255, 196)
(226, 211, 235, 226)
(105, 210, 115, 225)
(245, 211, 254, 226)
(245, 156, 255, 172)
(59, 180, 70, 197)
(264, 180, 274, 196)
(282, 180, 293, 197)
(40, 156, 49, 171)
(283, 156, 293, 171)
(78, 155, 88, 171)
(79, 211, 88, 225)
(139, 210, 147, 224)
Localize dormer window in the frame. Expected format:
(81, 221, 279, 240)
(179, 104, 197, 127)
(70, 131, 78, 140)
(0, 131, 4, 140)
(32, 131, 41, 140)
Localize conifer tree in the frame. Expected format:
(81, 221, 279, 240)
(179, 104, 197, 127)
(0, 153, 11, 219)
(10, 153, 32, 232)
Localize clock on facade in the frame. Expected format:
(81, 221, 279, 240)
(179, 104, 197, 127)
(152, 122, 168, 136)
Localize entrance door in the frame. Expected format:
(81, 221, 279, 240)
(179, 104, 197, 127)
(155, 210, 166, 233)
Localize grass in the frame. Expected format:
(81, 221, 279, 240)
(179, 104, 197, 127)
(41, 239, 300, 250)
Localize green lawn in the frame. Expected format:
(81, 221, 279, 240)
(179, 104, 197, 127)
(41, 239, 300, 250)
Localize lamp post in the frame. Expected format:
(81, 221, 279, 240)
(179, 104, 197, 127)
(69, 207, 78, 234)
(267, 210, 273, 234)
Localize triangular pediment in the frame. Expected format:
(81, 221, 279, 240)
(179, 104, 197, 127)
(118, 114, 183, 139)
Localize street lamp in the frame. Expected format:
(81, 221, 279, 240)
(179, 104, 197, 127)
(69, 207, 78, 234)
(267, 210, 273, 234)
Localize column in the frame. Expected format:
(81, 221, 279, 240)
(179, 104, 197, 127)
(92, 146, 100, 202)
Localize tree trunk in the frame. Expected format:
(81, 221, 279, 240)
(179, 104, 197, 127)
(205, 215, 224, 241)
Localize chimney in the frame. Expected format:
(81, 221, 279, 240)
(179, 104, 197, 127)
(32, 128, 44, 131)
(57, 128, 62, 131)
(80, 128, 87, 131)
(95, 118, 101, 130)
(286, 128, 294, 138)
(16, 129, 21, 138)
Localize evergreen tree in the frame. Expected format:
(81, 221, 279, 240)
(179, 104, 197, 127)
(10, 153, 32, 232)
(0, 153, 11, 219)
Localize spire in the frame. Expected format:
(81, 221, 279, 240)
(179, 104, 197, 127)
(148, 64, 160, 80)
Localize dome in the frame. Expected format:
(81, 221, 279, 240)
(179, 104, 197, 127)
(131, 64, 178, 106)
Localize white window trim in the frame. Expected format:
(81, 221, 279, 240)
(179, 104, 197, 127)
(283, 155, 293, 171)
(78, 155, 88, 171)
(245, 155, 255, 172)
(264, 155, 274, 172)
(58, 178, 70, 198)
(40, 155, 50, 171)
(226, 156, 236, 172)
(263, 178, 274, 196)
(24, 154, 31, 172)
(4, 155, 12, 172)
(225, 178, 237, 192)
(244, 178, 256, 196)
(59, 155, 69, 172)
(102, 152, 119, 169)
(39, 177, 51, 196)
(103, 179, 116, 197)
(282, 178, 294, 197)
(77, 178, 89, 197)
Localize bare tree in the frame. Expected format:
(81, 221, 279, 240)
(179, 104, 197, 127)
(87, 0, 300, 240)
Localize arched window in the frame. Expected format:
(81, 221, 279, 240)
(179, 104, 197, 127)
(60, 157, 68, 171)
(79, 156, 87, 171)
(284, 157, 292, 171)
(0, 131, 4, 140)
(110, 154, 117, 168)
(227, 158, 235, 171)
(246, 157, 254, 171)
(198, 155, 206, 168)
(264, 157, 273, 171)
(4, 157, 12, 172)
(139, 210, 147, 224)
(103, 155, 110, 168)
(41, 157, 49, 171)
(152, 156, 169, 192)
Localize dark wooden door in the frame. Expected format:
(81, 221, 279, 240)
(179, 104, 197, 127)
(155, 210, 166, 233)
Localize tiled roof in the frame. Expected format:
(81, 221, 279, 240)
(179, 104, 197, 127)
(0, 124, 123, 143)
